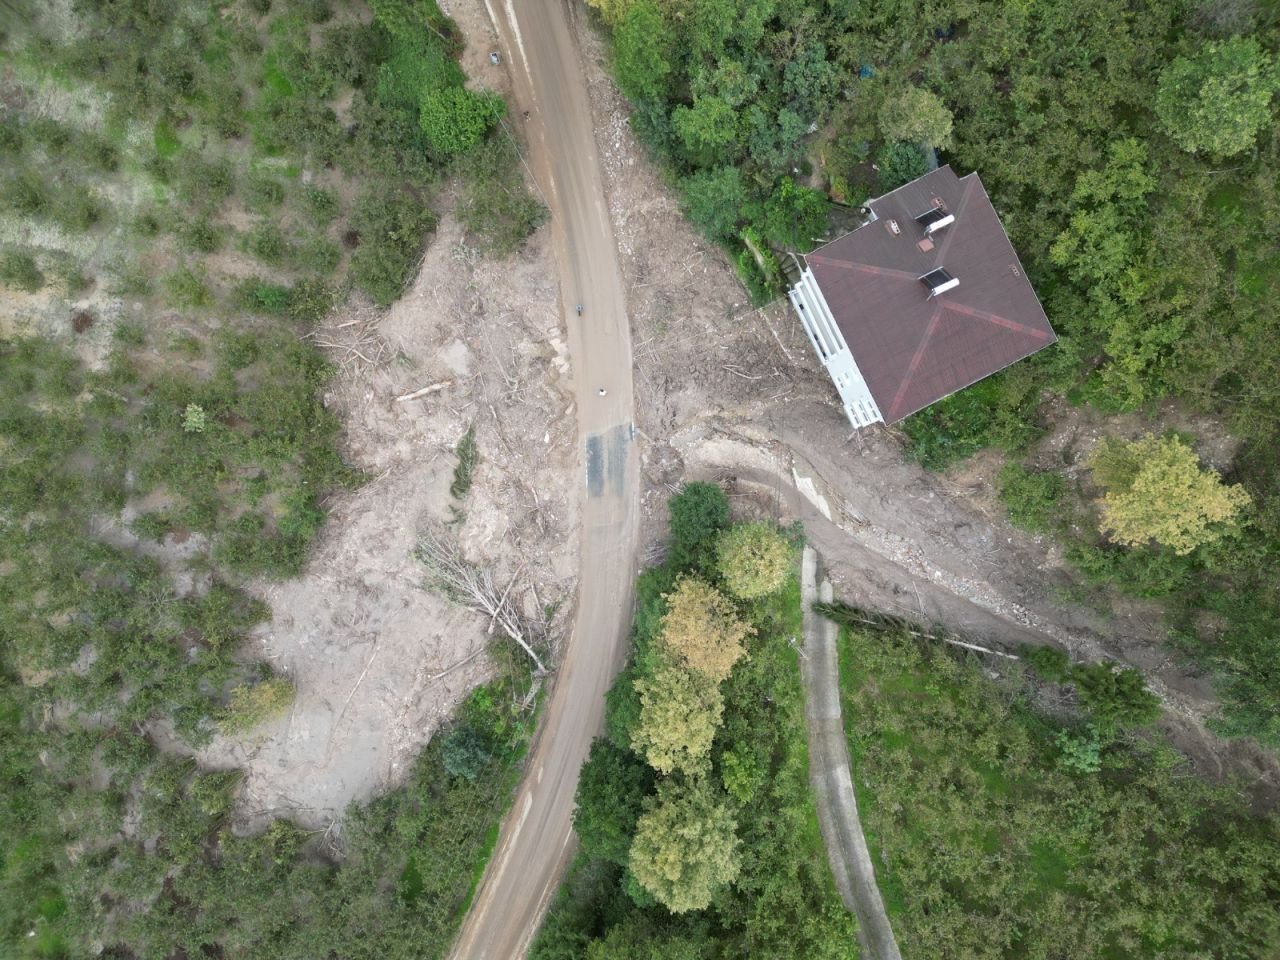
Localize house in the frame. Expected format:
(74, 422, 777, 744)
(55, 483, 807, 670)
(788, 165, 1056, 429)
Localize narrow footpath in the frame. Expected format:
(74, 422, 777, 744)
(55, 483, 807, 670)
(800, 546, 902, 960)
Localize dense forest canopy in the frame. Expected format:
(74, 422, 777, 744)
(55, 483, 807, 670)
(589, 0, 1280, 744)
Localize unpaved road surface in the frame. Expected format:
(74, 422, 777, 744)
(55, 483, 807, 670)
(449, 1, 639, 957)
(801, 547, 902, 960)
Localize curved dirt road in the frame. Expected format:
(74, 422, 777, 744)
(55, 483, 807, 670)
(450, 1, 639, 957)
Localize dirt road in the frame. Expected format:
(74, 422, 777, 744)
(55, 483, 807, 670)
(800, 547, 902, 960)
(449, 1, 639, 957)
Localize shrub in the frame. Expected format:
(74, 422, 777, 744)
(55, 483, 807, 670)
(350, 185, 437, 305)
(247, 224, 290, 264)
(0, 250, 45, 292)
(286, 277, 334, 324)
(876, 140, 929, 192)
(165, 266, 214, 308)
(294, 235, 340, 273)
(50, 183, 105, 232)
(220, 676, 295, 734)
(666, 481, 729, 570)
(1072, 662, 1161, 732)
(418, 87, 505, 158)
(715, 522, 792, 599)
(998, 462, 1069, 534)
(302, 185, 339, 224)
(450, 425, 479, 499)
(441, 724, 493, 780)
(180, 219, 222, 253)
(4, 169, 50, 217)
(245, 174, 286, 210)
(235, 277, 292, 314)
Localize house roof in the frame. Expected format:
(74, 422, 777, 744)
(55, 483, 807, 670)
(804, 165, 1056, 424)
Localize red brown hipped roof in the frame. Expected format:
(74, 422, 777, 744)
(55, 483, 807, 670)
(805, 165, 1056, 424)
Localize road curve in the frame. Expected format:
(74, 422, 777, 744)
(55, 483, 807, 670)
(449, 1, 639, 958)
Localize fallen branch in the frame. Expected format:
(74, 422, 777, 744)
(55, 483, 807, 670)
(395, 380, 453, 403)
(415, 528, 549, 675)
(813, 600, 1020, 661)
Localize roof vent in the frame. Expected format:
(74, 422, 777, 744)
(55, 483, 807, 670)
(886, 219, 901, 235)
(920, 267, 959, 298)
(915, 207, 955, 235)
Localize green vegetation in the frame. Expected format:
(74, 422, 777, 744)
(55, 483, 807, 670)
(585, 0, 1280, 745)
(0, 1, 545, 956)
(532, 483, 855, 956)
(835, 618, 1280, 958)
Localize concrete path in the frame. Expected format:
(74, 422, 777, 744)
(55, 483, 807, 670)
(449, 1, 640, 957)
(800, 546, 902, 960)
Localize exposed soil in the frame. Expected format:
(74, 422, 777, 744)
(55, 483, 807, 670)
(569, 13, 1280, 806)
(195, 205, 579, 830)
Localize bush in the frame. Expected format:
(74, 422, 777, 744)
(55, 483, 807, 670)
(180, 219, 222, 253)
(220, 676, 294, 734)
(441, 723, 493, 780)
(998, 462, 1069, 534)
(245, 174, 286, 210)
(454, 137, 547, 256)
(302, 185, 339, 224)
(247, 224, 290, 264)
(876, 140, 929, 192)
(350, 185, 437, 305)
(164, 266, 214, 308)
(666, 481, 729, 571)
(235, 277, 292, 314)
(715, 522, 792, 599)
(50, 182, 105, 232)
(0, 250, 45, 292)
(450, 425, 479, 499)
(419, 87, 505, 158)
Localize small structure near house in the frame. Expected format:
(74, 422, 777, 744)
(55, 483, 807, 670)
(789, 165, 1056, 429)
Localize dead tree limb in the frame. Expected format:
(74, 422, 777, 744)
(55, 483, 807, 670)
(415, 528, 549, 675)
(395, 380, 452, 403)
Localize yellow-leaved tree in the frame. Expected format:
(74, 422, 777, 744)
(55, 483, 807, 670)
(1086, 434, 1251, 555)
(658, 576, 753, 681)
(715, 521, 792, 600)
(628, 777, 741, 913)
(632, 657, 724, 775)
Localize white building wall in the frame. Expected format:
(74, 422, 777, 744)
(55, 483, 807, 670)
(788, 268, 883, 429)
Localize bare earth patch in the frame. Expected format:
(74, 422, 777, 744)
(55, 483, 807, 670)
(200, 210, 578, 830)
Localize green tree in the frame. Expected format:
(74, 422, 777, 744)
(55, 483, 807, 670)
(667, 482, 729, 569)
(419, 87, 505, 157)
(1155, 38, 1277, 157)
(612, 0, 671, 103)
(715, 522, 792, 600)
(628, 778, 741, 913)
(632, 657, 723, 775)
(574, 738, 654, 864)
(879, 87, 954, 149)
(673, 95, 740, 164)
(1086, 434, 1251, 555)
